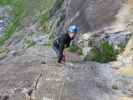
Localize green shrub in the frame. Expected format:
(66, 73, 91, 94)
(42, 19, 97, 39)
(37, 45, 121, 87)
(68, 43, 82, 55)
(39, 0, 53, 31)
(85, 42, 118, 63)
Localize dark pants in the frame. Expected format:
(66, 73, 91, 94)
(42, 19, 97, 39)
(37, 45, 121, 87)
(53, 45, 66, 63)
(53, 40, 65, 63)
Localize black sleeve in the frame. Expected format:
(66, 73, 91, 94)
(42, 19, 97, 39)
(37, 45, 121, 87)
(58, 35, 65, 63)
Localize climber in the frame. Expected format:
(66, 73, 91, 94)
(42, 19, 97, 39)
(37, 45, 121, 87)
(53, 25, 79, 64)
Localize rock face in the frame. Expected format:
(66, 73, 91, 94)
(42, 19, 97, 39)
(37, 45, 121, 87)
(66, 0, 123, 33)
(117, 35, 133, 65)
(123, 36, 133, 57)
(51, 0, 122, 33)
(0, 46, 118, 100)
(0, 6, 12, 37)
(0, 0, 133, 100)
(115, 0, 133, 66)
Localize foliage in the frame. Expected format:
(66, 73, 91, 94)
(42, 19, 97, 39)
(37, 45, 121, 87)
(85, 42, 118, 63)
(0, 0, 25, 46)
(39, 0, 53, 31)
(0, 0, 54, 46)
(68, 43, 82, 55)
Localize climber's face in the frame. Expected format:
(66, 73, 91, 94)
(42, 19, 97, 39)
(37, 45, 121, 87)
(68, 32, 76, 39)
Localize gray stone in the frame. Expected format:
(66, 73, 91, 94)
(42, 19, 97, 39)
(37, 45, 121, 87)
(105, 31, 131, 46)
(51, 0, 122, 33)
(0, 6, 12, 37)
(33, 35, 49, 45)
(82, 47, 92, 57)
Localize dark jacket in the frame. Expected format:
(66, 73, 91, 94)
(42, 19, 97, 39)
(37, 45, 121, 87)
(53, 33, 73, 63)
